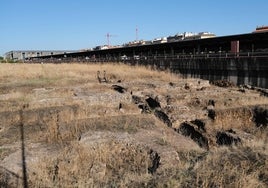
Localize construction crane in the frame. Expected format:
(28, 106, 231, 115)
(106, 33, 117, 47)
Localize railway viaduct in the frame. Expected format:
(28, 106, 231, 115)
(33, 32, 268, 88)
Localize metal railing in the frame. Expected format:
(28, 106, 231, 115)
(28, 51, 268, 63)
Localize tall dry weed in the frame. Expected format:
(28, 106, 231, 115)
(29, 141, 151, 187)
(193, 146, 268, 188)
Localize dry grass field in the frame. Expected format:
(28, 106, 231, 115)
(0, 62, 267, 187)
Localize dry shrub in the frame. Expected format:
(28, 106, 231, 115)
(146, 129, 268, 188)
(144, 150, 207, 187)
(214, 107, 253, 130)
(248, 127, 268, 148)
(29, 141, 151, 187)
(210, 80, 235, 87)
(192, 145, 268, 188)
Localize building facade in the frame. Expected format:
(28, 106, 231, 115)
(4, 50, 77, 60)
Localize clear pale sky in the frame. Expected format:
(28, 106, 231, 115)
(1, 0, 268, 56)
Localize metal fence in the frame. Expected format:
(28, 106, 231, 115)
(28, 51, 268, 64)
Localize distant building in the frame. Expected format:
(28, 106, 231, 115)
(152, 37, 167, 44)
(124, 40, 146, 47)
(167, 32, 216, 42)
(253, 26, 268, 33)
(184, 32, 216, 40)
(4, 50, 77, 60)
(167, 33, 184, 42)
(93, 45, 109, 50)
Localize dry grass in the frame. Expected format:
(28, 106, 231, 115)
(193, 143, 268, 188)
(0, 63, 179, 88)
(148, 129, 268, 187)
(0, 63, 180, 107)
(29, 141, 151, 188)
(43, 114, 156, 144)
(0, 62, 268, 187)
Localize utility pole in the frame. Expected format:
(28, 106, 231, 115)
(106, 33, 117, 47)
(136, 26, 139, 41)
(106, 33, 111, 47)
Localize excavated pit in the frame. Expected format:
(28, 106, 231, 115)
(216, 131, 241, 146)
(1, 64, 268, 187)
(145, 97, 161, 109)
(253, 106, 268, 127)
(154, 110, 172, 127)
(177, 122, 209, 150)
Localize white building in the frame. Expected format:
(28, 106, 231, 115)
(184, 32, 216, 40)
(152, 37, 167, 44)
(167, 32, 216, 42)
(4, 50, 77, 60)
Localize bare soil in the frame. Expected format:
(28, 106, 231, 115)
(0, 63, 267, 187)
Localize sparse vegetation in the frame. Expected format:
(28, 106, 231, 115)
(0, 58, 22, 64)
(0, 63, 267, 187)
(0, 56, 5, 63)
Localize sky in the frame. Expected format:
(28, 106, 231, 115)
(1, 0, 268, 56)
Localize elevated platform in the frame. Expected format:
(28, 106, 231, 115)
(33, 31, 268, 60)
(31, 32, 268, 88)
